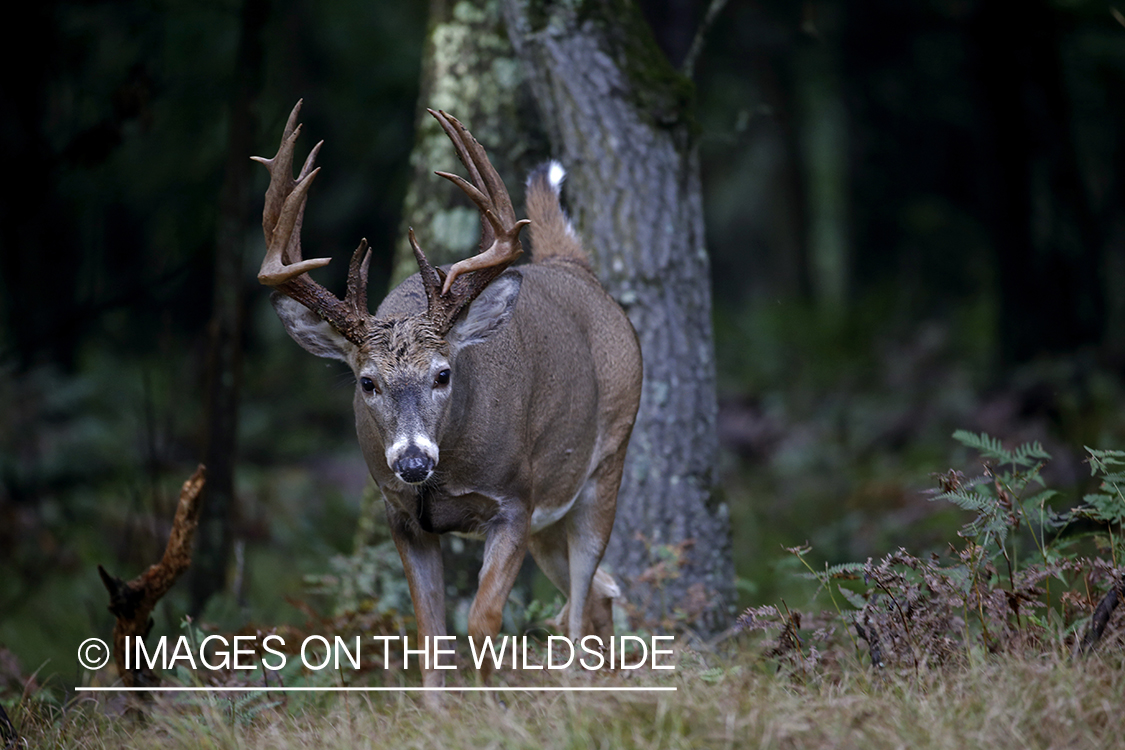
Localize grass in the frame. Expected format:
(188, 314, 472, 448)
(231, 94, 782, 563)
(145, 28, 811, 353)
(10, 649, 1124, 749)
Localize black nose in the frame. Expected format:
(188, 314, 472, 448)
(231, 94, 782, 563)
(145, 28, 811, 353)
(393, 447, 434, 484)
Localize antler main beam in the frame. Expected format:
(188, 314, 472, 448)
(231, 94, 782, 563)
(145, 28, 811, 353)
(252, 100, 372, 344)
(412, 109, 530, 332)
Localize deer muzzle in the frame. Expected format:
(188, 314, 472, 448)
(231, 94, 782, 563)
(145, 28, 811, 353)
(393, 446, 434, 484)
(386, 436, 439, 485)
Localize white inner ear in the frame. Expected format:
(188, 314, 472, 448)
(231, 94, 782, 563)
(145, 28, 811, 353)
(271, 294, 356, 362)
(447, 273, 522, 350)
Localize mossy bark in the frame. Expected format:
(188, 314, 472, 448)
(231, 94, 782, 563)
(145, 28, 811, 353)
(391, 0, 547, 285)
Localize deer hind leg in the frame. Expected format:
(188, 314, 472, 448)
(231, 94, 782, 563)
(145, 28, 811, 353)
(530, 482, 620, 642)
(562, 449, 628, 644)
(528, 525, 571, 620)
(582, 568, 620, 641)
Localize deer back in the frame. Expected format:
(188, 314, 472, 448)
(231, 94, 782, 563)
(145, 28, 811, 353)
(359, 259, 641, 517)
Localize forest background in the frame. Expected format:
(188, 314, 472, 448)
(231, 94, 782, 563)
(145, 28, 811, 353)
(1, 0, 1123, 698)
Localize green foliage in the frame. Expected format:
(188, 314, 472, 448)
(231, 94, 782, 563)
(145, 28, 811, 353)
(712, 290, 1014, 609)
(303, 541, 413, 620)
(936, 430, 1053, 556)
(740, 431, 1125, 673)
(949, 429, 1052, 470)
(298, 483, 416, 642)
(1077, 447, 1125, 565)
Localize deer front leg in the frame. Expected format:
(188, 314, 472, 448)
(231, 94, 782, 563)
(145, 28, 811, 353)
(386, 504, 446, 698)
(468, 508, 530, 682)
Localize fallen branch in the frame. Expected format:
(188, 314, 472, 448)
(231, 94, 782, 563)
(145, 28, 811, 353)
(1077, 581, 1122, 656)
(97, 465, 206, 687)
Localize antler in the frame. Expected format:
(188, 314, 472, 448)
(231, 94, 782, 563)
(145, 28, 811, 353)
(410, 109, 530, 333)
(251, 100, 372, 344)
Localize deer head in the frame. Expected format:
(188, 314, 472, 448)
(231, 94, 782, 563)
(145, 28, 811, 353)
(252, 102, 529, 486)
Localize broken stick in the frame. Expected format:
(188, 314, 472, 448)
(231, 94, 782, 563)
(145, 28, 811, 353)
(97, 465, 206, 687)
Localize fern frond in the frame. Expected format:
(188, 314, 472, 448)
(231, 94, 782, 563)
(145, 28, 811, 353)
(1079, 493, 1125, 525)
(953, 430, 1012, 464)
(839, 586, 868, 610)
(825, 562, 866, 578)
(953, 430, 1052, 470)
(934, 488, 993, 513)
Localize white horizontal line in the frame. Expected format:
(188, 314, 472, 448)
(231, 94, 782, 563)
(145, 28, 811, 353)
(75, 686, 676, 693)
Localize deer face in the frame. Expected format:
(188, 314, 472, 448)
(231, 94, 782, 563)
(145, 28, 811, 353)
(354, 317, 451, 484)
(272, 272, 521, 485)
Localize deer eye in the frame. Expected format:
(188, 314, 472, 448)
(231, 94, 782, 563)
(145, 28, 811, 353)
(360, 376, 379, 394)
(433, 369, 451, 387)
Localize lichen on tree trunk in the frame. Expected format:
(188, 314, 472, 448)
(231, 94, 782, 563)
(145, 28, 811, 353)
(391, 0, 547, 285)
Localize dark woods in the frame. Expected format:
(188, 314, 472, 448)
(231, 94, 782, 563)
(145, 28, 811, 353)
(695, 0, 1123, 365)
(3, 0, 1121, 372)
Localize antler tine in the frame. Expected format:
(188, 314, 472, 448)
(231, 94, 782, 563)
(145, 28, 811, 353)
(427, 109, 490, 231)
(251, 100, 302, 245)
(345, 239, 373, 320)
(408, 228, 447, 314)
(428, 110, 484, 181)
(264, 164, 331, 282)
(252, 100, 333, 283)
(439, 111, 517, 224)
(424, 109, 530, 299)
(410, 226, 487, 331)
(251, 101, 371, 344)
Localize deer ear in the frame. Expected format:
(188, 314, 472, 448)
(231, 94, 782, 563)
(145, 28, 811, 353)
(447, 272, 522, 350)
(271, 293, 356, 362)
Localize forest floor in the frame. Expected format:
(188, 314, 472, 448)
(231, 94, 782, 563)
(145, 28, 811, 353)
(10, 648, 1124, 749)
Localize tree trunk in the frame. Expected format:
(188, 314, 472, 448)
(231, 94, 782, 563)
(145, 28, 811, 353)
(393, 0, 733, 636)
(502, 0, 732, 636)
(795, 1, 848, 313)
(190, 0, 269, 615)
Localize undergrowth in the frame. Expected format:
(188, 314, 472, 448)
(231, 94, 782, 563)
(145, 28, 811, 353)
(4, 431, 1124, 749)
(737, 431, 1125, 676)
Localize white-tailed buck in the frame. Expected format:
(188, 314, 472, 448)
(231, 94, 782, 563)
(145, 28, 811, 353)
(252, 102, 642, 689)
